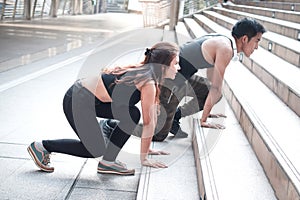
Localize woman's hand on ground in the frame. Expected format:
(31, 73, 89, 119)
(142, 158, 168, 168)
(148, 149, 170, 155)
(200, 121, 225, 129)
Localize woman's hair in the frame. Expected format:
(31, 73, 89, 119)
(232, 18, 266, 41)
(103, 42, 179, 102)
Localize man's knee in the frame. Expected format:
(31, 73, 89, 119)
(152, 133, 168, 141)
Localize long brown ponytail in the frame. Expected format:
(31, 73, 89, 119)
(104, 42, 179, 103)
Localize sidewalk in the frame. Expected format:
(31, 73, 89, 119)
(0, 13, 144, 72)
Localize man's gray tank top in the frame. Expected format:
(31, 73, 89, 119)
(177, 34, 233, 84)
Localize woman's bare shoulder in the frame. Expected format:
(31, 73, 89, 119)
(136, 80, 155, 91)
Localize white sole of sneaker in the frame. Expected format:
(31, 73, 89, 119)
(97, 168, 135, 176)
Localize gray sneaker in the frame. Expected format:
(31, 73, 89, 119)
(97, 160, 135, 175)
(170, 119, 188, 138)
(27, 142, 54, 172)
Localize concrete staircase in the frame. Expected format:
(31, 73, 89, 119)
(106, 0, 128, 13)
(177, 0, 300, 200)
(140, 0, 300, 200)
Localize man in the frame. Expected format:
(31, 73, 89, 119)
(100, 18, 266, 142)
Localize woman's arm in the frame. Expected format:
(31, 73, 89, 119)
(139, 82, 167, 168)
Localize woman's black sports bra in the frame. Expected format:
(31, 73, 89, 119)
(101, 73, 141, 106)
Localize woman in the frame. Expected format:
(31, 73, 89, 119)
(27, 42, 180, 175)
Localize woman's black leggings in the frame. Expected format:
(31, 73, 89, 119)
(42, 82, 140, 161)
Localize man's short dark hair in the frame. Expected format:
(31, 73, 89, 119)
(231, 18, 266, 41)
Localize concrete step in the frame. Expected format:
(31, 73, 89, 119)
(212, 6, 300, 41)
(183, 17, 207, 39)
(162, 25, 177, 43)
(193, 99, 277, 200)
(106, 6, 128, 13)
(192, 14, 231, 37)
(193, 13, 300, 117)
(265, 0, 300, 3)
(234, 0, 300, 12)
(106, 3, 128, 13)
(179, 9, 300, 200)
(175, 21, 192, 45)
(223, 3, 300, 23)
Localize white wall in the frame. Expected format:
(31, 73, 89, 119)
(128, 0, 142, 12)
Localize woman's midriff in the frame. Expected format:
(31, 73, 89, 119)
(81, 75, 113, 102)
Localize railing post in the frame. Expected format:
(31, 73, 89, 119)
(50, 0, 57, 17)
(71, 0, 76, 15)
(169, 0, 180, 30)
(100, 0, 107, 12)
(32, 0, 38, 18)
(12, 0, 18, 19)
(71, 0, 83, 15)
(95, 0, 99, 13)
(41, 0, 46, 17)
(24, 0, 31, 20)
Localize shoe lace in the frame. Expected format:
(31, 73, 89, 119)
(115, 160, 127, 169)
(42, 152, 51, 166)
